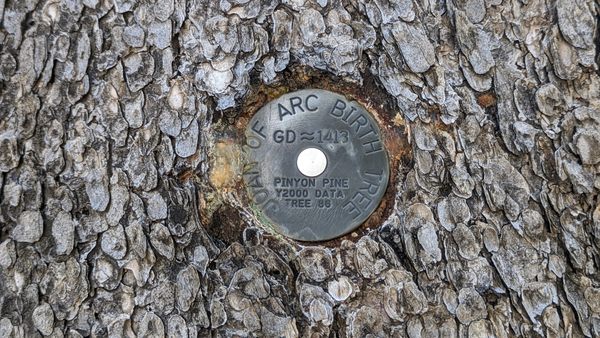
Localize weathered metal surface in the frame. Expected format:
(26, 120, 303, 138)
(244, 89, 389, 241)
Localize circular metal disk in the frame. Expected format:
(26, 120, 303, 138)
(243, 89, 389, 241)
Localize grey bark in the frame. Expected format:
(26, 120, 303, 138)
(0, 0, 599, 337)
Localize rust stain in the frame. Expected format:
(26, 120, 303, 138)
(207, 65, 414, 247)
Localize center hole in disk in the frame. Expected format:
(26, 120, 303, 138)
(297, 148, 327, 177)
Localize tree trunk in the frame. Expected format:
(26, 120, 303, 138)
(0, 0, 599, 337)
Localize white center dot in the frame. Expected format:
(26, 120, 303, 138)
(297, 148, 327, 177)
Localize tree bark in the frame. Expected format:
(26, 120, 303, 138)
(0, 0, 599, 337)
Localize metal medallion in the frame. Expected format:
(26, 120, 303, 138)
(243, 89, 389, 241)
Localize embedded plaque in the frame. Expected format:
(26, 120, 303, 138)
(243, 89, 389, 241)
